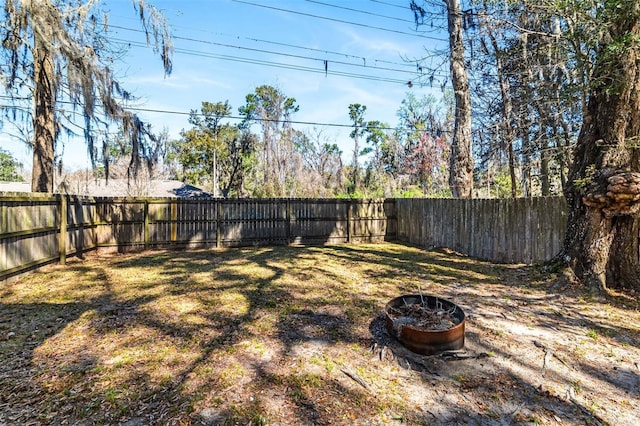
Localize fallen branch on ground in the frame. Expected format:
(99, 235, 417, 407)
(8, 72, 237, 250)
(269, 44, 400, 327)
(439, 350, 489, 361)
(533, 340, 571, 370)
(340, 366, 370, 391)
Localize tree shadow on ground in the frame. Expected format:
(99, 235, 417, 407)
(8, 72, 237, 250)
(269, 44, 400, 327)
(76, 246, 377, 424)
(0, 264, 119, 422)
(1, 244, 638, 425)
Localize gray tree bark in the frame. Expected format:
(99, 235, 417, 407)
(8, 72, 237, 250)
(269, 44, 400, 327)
(31, 35, 56, 193)
(445, 0, 473, 198)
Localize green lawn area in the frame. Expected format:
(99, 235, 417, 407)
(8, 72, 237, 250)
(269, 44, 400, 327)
(1, 243, 639, 425)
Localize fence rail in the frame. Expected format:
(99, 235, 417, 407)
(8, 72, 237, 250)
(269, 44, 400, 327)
(1, 195, 396, 280)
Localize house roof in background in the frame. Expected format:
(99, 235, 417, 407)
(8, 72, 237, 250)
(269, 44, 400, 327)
(0, 180, 212, 198)
(60, 179, 212, 198)
(0, 181, 31, 193)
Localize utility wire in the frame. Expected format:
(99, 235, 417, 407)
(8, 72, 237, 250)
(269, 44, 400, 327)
(112, 17, 425, 70)
(233, 34, 417, 69)
(231, 0, 447, 42)
(304, 0, 416, 24)
(109, 25, 446, 79)
(233, 33, 418, 69)
(3, 97, 579, 155)
(368, 0, 412, 10)
(107, 24, 453, 83)
(1, 95, 409, 132)
(127, 105, 400, 130)
(114, 37, 427, 85)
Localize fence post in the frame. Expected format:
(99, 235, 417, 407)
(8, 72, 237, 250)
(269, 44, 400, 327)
(74, 196, 84, 258)
(171, 200, 177, 244)
(0, 200, 6, 235)
(1, 199, 7, 274)
(286, 198, 292, 244)
(59, 194, 67, 265)
(144, 200, 150, 250)
(347, 200, 352, 243)
(216, 199, 222, 248)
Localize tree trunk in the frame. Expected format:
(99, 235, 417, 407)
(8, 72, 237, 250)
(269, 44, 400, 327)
(520, 121, 531, 197)
(533, 99, 551, 196)
(212, 149, 219, 197)
(487, 31, 517, 198)
(540, 143, 550, 196)
(31, 35, 56, 193)
(563, 5, 640, 294)
(508, 141, 517, 198)
(606, 217, 640, 291)
(445, 0, 473, 198)
(559, 118, 573, 192)
(352, 135, 359, 193)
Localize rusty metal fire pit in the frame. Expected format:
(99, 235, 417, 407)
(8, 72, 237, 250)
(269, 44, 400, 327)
(385, 294, 465, 355)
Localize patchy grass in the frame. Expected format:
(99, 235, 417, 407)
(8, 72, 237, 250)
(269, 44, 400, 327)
(1, 243, 639, 425)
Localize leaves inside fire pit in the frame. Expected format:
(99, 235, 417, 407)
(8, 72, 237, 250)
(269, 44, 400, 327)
(387, 297, 461, 332)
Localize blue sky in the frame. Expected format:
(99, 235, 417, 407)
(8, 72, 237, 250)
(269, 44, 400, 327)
(3, 0, 449, 171)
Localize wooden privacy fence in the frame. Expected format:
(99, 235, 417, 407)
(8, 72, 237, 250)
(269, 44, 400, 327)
(0, 194, 395, 280)
(1, 194, 568, 281)
(396, 197, 567, 264)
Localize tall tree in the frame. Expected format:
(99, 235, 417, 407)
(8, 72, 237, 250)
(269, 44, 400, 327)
(397, 93, 450, 194)
(510, 7, 583, 197)
(172, 101, 256, 197)
(483, 25, 518, 198)
(294, 128, 344, 196)
(443, 0, 473, 198)
(239, 85, 299, 196)
(1, 0, 172, 192)
(348, 103, 367, 194)
(562, 0, 640, 294)
(464, 0, 587, 199)
(411, 0, 473, 198)
(363, 120, 388, 172)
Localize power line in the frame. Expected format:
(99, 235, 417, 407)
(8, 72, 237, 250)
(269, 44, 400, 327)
(3, 97, 581, 152)
(304, 0, 415, 24)
(235, 33, 417, 69)
(112, 17, 424, 70)
(108, 24, 452, 83)
(231, 0, 447, 42)
(72, 104, 585, 156)
(114, 37, 426, 86)
(109, 25, 434, 78)
(1, 95, 407, 132)
(127, 105, 378, 129)
(367, 0, 412, 10)
(113, 105, 454, 134)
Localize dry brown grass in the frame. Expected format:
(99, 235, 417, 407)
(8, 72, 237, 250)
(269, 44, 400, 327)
(1, 243, 639, 425)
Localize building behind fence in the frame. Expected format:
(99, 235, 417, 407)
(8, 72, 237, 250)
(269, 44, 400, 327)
(1, 194, 566, 281)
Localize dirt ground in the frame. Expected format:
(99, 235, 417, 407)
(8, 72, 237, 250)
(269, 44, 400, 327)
(368, 275, 640, 426)
(0, 243, 639, 425)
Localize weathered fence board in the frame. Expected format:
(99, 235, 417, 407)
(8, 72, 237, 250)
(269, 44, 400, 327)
(396, 197, 567, 264)
(65, 197, 98, 257)
(1, 194, 61, 276)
